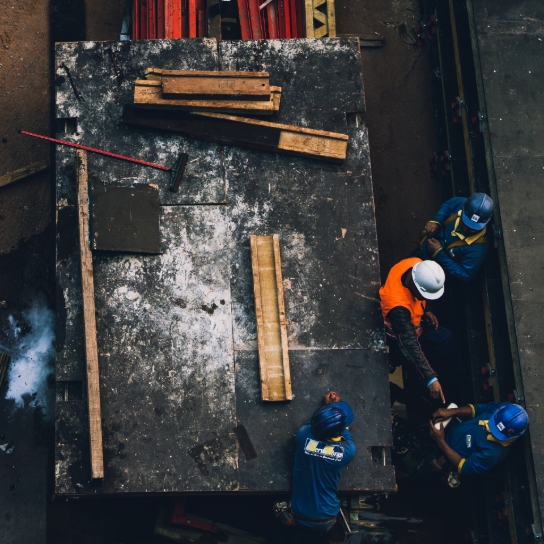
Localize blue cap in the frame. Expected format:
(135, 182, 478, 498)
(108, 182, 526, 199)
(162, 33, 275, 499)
(461, 193, 494, 231)
(331, 401, 354, 426)
(488, 404, 528, 441)
(311, 401, 354, 440)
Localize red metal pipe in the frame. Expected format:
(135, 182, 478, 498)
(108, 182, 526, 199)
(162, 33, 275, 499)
(20, 131, 170, 171)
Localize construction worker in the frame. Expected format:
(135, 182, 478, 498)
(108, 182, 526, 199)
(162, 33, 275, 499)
(273, 391, 355, 543)
(429, 402, 529, 476)
(416, 193, 494, 283)
(380, 258, 458, 403)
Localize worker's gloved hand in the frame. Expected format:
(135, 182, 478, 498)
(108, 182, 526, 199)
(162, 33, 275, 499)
(432, 407, 454, 423)
(426, 237, 442, 254)
(323, 391, 341, 405)
(424, 311, 439, 329)
(428, 380, 446, 404)
(425, 222, 440, 238)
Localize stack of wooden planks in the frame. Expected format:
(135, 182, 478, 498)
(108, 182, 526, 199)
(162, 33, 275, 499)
(134, 69, 282, 115)
(132, 0, 207, 39)
(237, 0, 304, 39)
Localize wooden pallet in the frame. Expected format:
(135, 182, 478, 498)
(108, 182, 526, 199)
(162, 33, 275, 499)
(304, 0, 336, 38)
(250, 235, 292, 402)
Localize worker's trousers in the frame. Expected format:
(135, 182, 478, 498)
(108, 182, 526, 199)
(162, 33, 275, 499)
(388, 325, 462, 402)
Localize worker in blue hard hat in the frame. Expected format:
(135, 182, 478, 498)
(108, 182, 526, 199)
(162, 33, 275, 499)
(429, 402, 528, 476)
(271, 392, 355, 543)
(415, 193, 494, 282)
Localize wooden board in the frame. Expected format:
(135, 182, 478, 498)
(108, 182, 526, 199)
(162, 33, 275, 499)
(250, 235, 291, 402)
(75, 150, 104, 480)
(91, 183, 160, 254)
(134, 79, 281, 114)
(0, 160, 47, 189)
(122, 108, 348, 162)
(162, 76, 270, 100)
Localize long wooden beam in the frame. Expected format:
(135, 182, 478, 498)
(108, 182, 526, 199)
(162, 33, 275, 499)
(76, 150, 104, 480)
(0, 160, 47, 189)
(122, 107, 348, 162)
(250, 235, 292, 402)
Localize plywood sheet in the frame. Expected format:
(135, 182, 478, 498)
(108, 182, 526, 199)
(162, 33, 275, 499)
(235, 350, 395, 492)
(91, 183, 160, 254)
(55, 206, 238, 493)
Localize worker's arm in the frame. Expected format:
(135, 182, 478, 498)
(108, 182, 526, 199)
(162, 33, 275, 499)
(433, 405, 474, 423)
(431, 197, 465, 225)
(386, 307, 444, 401)
(432, 243, 488, 283)
(429, 422, 464, 471)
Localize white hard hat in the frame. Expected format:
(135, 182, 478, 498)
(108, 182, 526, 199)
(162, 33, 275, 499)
(412, 261, 445, 300)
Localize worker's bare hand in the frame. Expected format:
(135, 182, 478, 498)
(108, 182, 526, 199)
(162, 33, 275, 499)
(432, 408, 453, 423)
(425, 222, 440, 238)
(424, 311, 439, 329)
(429, 420, 446, 443)
(323, 391, 341, 405)
(427, 237, 442, 254)
(428, 380, 446, 404)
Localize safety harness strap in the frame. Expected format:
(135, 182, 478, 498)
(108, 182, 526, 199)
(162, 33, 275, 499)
(446, 237, 488, 251)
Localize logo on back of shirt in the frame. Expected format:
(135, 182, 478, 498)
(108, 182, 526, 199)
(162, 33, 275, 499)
(304, 438, 344, 461)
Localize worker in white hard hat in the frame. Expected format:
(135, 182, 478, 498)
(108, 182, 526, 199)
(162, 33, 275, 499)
(380, 258, 460, 403)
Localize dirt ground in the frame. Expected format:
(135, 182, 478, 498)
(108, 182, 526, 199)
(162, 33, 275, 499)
(0, 0, 446, 542)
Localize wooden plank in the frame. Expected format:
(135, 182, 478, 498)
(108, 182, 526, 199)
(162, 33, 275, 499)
(0, 160, 47, 189)
(250, 235, 292, 402)
(304, 0, 335, 37)
(133, 80, 281, 114)
(123, 106, 348, 160)
(145, 68, 269, 78)
(161, 74, 271, 100)
(75, 150, 104, 480)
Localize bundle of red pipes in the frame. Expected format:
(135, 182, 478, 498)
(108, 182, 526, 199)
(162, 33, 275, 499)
(131, 0, 304, 40)
(237, 0, 304, 39)
(132, 0, 207, 40)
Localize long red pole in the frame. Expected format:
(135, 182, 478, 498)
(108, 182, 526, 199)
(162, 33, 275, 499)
(20, 130, 170, 171)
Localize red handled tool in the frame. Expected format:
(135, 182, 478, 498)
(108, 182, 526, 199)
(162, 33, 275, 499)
(19, 130, 188, 192)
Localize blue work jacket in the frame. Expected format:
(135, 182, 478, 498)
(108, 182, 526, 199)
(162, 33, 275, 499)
(420, 197, 489, 282)
(446, 402, 516, 476)
(291, 421, 356, 527)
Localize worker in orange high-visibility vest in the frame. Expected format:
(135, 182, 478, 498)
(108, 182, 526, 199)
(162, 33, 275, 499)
(380, 258, 460, 404)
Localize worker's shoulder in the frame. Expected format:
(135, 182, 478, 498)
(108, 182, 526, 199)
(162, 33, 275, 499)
(445, 196, 466, 209)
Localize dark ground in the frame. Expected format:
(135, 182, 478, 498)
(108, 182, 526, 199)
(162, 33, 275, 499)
(0, 0, 470, 542)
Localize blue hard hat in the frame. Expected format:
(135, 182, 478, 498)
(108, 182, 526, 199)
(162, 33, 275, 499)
(311, 402, 354, 440)
(488, 404, 528, 441)
(461, 193, 494, 231)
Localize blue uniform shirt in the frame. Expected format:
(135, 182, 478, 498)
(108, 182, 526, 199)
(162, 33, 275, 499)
(421, 197, 489, 282)
(446, 402, 516, 475)
(291, 423, 356, 526)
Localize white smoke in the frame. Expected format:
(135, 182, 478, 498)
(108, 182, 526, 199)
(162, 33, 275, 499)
(1, 296, 55, 416)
